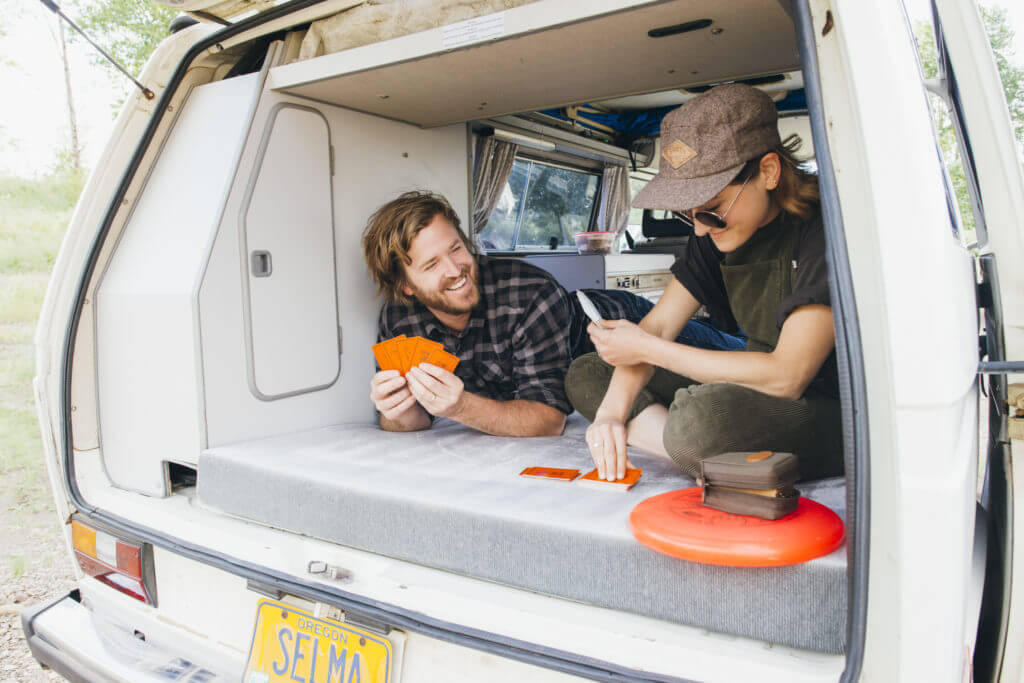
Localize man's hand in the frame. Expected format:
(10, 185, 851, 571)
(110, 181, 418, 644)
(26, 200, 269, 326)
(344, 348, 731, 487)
(370, 370, 419, 421)
(406, 363, 466, 418)
(588, 319, 654, 367)
(585, 416, 635, 481)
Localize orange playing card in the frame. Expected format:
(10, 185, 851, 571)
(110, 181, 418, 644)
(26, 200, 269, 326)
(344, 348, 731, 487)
(372, 335, 406, 372)
(384, 336, 408, 372)
(420, 346, 460, 373)
(396, 336, 417, 374)
(409, 338, 440, 367)
(577, 468, 643, 492)
(375, 335, 459, 375)
(439, 351, 460, 373)
(519, 466, 580, 482)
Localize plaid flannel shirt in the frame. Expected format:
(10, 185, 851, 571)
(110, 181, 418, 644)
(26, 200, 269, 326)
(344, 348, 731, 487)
(378, 258, 576, 414)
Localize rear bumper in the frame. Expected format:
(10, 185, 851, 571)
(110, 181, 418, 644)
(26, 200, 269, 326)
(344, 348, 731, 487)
(21, 590, 233, 682)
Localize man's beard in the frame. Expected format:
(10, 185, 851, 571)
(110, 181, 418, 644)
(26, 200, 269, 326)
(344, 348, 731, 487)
(408, 263, 480, 316)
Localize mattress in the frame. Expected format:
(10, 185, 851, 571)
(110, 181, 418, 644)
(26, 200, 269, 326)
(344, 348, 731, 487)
(198, 414, 847, 653)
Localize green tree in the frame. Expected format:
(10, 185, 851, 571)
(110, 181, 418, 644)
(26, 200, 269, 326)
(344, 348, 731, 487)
(980, 6, 1024, 144)
(914, 5, 1024, 238)
(68, 0, 179, 83)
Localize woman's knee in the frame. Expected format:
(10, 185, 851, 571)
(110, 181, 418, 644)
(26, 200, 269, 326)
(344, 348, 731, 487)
(565, 353, 614, 422)
(662, 383, 844, 481)
(662, 383, 749, 476)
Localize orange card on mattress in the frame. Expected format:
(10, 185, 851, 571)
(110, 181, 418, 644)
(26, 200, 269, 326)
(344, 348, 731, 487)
(519, 466, 581, 482)
(577, 468, 643, 492)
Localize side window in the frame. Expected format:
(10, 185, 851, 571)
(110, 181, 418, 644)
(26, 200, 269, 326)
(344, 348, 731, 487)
(909, 4, 986, 248)
(479, 158, 600, 251)
(623, 176, 649, 250)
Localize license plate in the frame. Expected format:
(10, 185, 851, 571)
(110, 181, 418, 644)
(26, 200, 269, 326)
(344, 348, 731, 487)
(243, 599, 393, 683)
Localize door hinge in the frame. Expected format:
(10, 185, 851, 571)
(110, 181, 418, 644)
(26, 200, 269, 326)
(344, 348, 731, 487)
(246, 579, 284, 600)
(1009, 385, 1023, 441)
(977, 280, 994, 310)
(343, 610, 391, 636)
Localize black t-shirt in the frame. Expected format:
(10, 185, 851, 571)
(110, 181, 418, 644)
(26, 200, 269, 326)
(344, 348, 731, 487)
(670, 209, 839, 398)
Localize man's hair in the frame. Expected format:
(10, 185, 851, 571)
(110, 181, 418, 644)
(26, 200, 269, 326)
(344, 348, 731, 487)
(732, 134, 820, 220)
(362, 191, 473, 305)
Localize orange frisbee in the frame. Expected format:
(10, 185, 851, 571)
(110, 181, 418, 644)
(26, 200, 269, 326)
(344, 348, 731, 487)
(629, 488, 845, 567)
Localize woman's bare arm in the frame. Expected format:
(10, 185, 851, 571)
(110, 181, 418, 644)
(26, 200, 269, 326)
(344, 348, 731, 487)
(599, 304, 836, 400)
(593, 280, 700, 420)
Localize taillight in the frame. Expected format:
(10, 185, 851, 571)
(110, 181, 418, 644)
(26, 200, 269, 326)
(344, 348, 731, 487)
(71, 519, 157, 606)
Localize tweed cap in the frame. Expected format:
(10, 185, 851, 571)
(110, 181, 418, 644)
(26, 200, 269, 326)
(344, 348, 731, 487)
(632, 83, 782, 212)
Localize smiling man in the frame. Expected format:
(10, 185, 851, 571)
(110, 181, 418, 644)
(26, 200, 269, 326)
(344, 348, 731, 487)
(361, 190, 574, 436)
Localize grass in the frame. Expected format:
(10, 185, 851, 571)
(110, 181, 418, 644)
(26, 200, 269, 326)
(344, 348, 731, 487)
(0, 173, 79, 275)
(0, 172, 81, 526)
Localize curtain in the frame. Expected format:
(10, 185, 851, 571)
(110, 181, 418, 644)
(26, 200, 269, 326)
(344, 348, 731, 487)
(471, 137, 518, 237)
(597, 163, 631, 247)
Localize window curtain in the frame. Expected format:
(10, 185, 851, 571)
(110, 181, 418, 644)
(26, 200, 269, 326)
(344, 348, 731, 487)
(597, 163, 631, 246)
(471, 137, 519, 238)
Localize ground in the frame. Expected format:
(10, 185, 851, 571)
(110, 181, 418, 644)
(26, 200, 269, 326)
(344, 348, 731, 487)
(0, 174, 80, 681)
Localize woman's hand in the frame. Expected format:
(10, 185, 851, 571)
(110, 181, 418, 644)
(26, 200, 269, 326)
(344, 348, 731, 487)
(588, 319, 655, 367)
(585, 416, 635, 481)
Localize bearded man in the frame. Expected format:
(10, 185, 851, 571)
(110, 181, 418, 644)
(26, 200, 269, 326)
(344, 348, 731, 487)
(361, 190, 744, 436)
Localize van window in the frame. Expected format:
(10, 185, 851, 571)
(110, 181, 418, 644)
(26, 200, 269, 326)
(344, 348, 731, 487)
(622, 176, 649, 249)
(479, 158, 600, 251)
(910, 7, 985, 248)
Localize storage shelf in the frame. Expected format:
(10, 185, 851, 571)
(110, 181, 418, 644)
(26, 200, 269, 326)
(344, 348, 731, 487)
(268, 0, 800, 128)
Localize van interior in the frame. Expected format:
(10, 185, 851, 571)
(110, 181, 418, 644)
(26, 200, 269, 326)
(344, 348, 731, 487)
(90, 0, 850, 658)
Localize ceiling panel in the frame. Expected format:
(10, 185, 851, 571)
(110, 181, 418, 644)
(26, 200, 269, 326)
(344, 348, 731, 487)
(269, 0, 800, 128)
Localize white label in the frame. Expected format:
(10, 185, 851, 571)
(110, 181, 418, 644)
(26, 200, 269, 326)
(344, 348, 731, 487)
(442, 12, 506, 50)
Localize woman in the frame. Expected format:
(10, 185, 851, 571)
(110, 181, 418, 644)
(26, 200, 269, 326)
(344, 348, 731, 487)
(565, 83, 843, 483)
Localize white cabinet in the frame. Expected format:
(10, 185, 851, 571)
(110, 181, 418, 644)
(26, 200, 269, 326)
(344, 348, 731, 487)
(241, 105, 340, 399)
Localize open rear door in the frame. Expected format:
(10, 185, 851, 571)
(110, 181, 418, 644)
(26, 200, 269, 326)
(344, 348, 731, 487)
(931, 1, 1024, 680)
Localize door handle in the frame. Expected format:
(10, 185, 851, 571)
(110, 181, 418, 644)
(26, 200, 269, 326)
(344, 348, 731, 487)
(250, 250, 272, 277)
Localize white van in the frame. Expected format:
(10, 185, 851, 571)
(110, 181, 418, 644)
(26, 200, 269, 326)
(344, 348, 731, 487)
(20, 0, 1024, 680)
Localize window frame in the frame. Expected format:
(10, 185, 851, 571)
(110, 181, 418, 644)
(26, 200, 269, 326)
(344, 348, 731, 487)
(907, 1, 989, 249)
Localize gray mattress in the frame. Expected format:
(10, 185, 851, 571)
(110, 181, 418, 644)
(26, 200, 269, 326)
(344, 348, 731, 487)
(198, 414, 847, 653)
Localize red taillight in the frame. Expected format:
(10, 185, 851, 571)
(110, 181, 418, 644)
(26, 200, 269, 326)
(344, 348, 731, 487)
(71, 519, 156, 605)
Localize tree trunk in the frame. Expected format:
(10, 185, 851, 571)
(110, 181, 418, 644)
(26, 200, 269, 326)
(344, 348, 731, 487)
(58, 20, 81, 171)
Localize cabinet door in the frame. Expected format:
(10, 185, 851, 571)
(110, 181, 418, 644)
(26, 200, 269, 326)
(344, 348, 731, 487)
(242, 104, 340, 400)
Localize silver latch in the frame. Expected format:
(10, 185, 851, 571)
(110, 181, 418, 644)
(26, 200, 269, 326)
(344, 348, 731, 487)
(307, 560, 353, 584)
(251, 250, 272, 277)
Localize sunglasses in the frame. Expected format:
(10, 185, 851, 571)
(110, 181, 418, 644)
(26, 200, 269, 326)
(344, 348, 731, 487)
(672, 175, 751, 230)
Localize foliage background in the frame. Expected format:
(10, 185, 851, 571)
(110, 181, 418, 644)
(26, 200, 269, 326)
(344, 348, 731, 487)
(914, 6, 1024, 240)
(71, 0, 179, 86)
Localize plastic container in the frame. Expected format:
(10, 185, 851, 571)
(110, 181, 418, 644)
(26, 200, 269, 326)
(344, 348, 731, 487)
(573, 231, 616, 254)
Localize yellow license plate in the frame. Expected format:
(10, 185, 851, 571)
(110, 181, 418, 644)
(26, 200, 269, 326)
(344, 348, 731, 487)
(243, 599, 393, 683)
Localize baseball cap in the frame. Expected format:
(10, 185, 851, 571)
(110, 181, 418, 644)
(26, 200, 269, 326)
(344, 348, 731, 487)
(631, 83, 782, 212)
